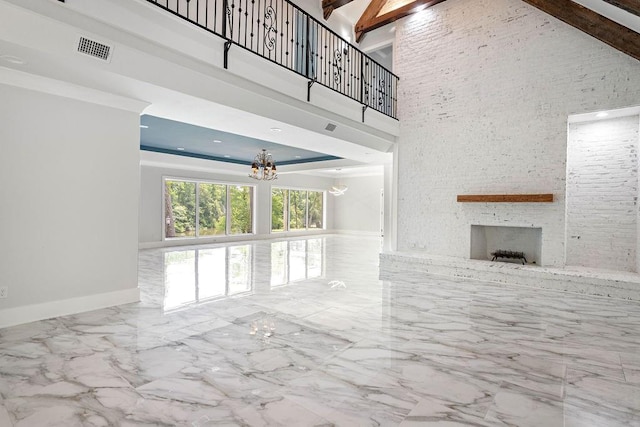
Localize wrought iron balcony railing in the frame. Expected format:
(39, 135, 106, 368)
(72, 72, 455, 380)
(146, 0, 399, 120)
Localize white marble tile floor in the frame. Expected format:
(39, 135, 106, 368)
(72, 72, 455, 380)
(1, 235, 640, 425)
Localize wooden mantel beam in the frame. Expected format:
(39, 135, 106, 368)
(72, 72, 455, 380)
(457, 194, 554, 203)
(322, 0, 354, 20)
(355, 0, 447, 42)
(521, 0, 640, 61)
(602, 0, 640, 18)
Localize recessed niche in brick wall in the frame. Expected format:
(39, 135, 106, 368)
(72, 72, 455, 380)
(566, 115, 639, 272)
(471, 225, 542, 265)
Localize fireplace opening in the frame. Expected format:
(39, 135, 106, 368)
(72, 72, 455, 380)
(470, 225, 542, 265)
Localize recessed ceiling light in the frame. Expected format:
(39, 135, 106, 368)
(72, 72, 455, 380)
(0, 55, 26, 65)
(270, 127, 282, 132)
(140, 125, 149, 129)
(223, 155, 231, 158)
(177, 147, 185, 151)
(294, 155, 301, 159)
(596, 111, 609, 118)
(213, 139, 222, 143)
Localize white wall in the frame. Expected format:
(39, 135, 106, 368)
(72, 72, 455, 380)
(566, 116, 640, 271)
(333, 174, 384, 233)
(394, 0, 640, 267)
(0, 0, 398, 161)
(140, 165, 336, 245)
(295, 0, 355, 42)
(0, 83, 141, 324)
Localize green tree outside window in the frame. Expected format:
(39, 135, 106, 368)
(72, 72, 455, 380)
(230, 186, 253, 234)
(165, 180, 196, 238)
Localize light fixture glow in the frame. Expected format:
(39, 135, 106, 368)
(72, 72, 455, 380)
(140, 125, 149, 129)
(223, 154, 231, 158)
(596, 111, 609, 118)
(249, 149, 277, 181)
(213, 139, 222, 143)
(177, 147, 185, 151)
(329, 169, 348, 196)
(270, 127, 282, 132)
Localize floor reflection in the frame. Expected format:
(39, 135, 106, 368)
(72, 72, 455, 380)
(163, 245, 252, 310)
(163, 238, 325, 310)
(270, 238, 324, 287)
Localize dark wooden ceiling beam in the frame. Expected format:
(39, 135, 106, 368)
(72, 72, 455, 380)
(521, 0, 640, 61)
(355, 0, 447, 42)
(322, 0, 354, 20)
(355, 0, 388, 42)
(601, 0, 640, 17)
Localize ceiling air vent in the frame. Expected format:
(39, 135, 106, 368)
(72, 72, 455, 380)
(325, 123, 337, 132)
(76, 36, 113, 62)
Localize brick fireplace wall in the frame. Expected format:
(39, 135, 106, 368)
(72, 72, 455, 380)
(393, 0, 640, 268)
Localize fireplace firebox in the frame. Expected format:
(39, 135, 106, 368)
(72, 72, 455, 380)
(471, 225, 542, 265)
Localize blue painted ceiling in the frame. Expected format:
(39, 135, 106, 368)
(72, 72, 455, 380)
(140, 115, 340, 166)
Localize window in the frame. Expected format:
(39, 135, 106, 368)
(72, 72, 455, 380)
(230, 185, 253, 234)
(198, 183, 227, 236)
(308, 191, 323, 229)
(165, 181, 196, 238)
(271, 188, 324, 233)
(164, 179, 254, 239)
(289, 190, 307, 230)
(271, 188, 287, 232)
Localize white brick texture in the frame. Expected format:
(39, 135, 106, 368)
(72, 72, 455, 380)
(394, 0, 640, 267)
(566, 116, 639, 272)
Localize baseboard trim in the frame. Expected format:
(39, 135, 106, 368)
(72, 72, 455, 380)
(139, 230, 337, 249)
(0, 287, 140, 329)
(334, 230, 382, 237)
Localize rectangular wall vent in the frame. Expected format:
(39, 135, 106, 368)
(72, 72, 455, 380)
(325, 123, 337, 132)
(77, 36, 112, 62)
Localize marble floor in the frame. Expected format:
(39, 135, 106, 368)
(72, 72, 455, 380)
(2, 235, 640, 426)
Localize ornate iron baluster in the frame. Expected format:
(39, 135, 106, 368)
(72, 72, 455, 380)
(333, 48, 342, 86)
(264, 4, 277, 52)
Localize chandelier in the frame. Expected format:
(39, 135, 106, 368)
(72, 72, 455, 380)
(328, 184, 348, 196)
(249, 149, 277, 181)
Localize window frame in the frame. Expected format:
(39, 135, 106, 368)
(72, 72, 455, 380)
(163, 177, 255, 241)
(270, 186, 326, 233)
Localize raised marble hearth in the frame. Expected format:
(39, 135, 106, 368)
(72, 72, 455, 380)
(380, 251, 640, 300)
